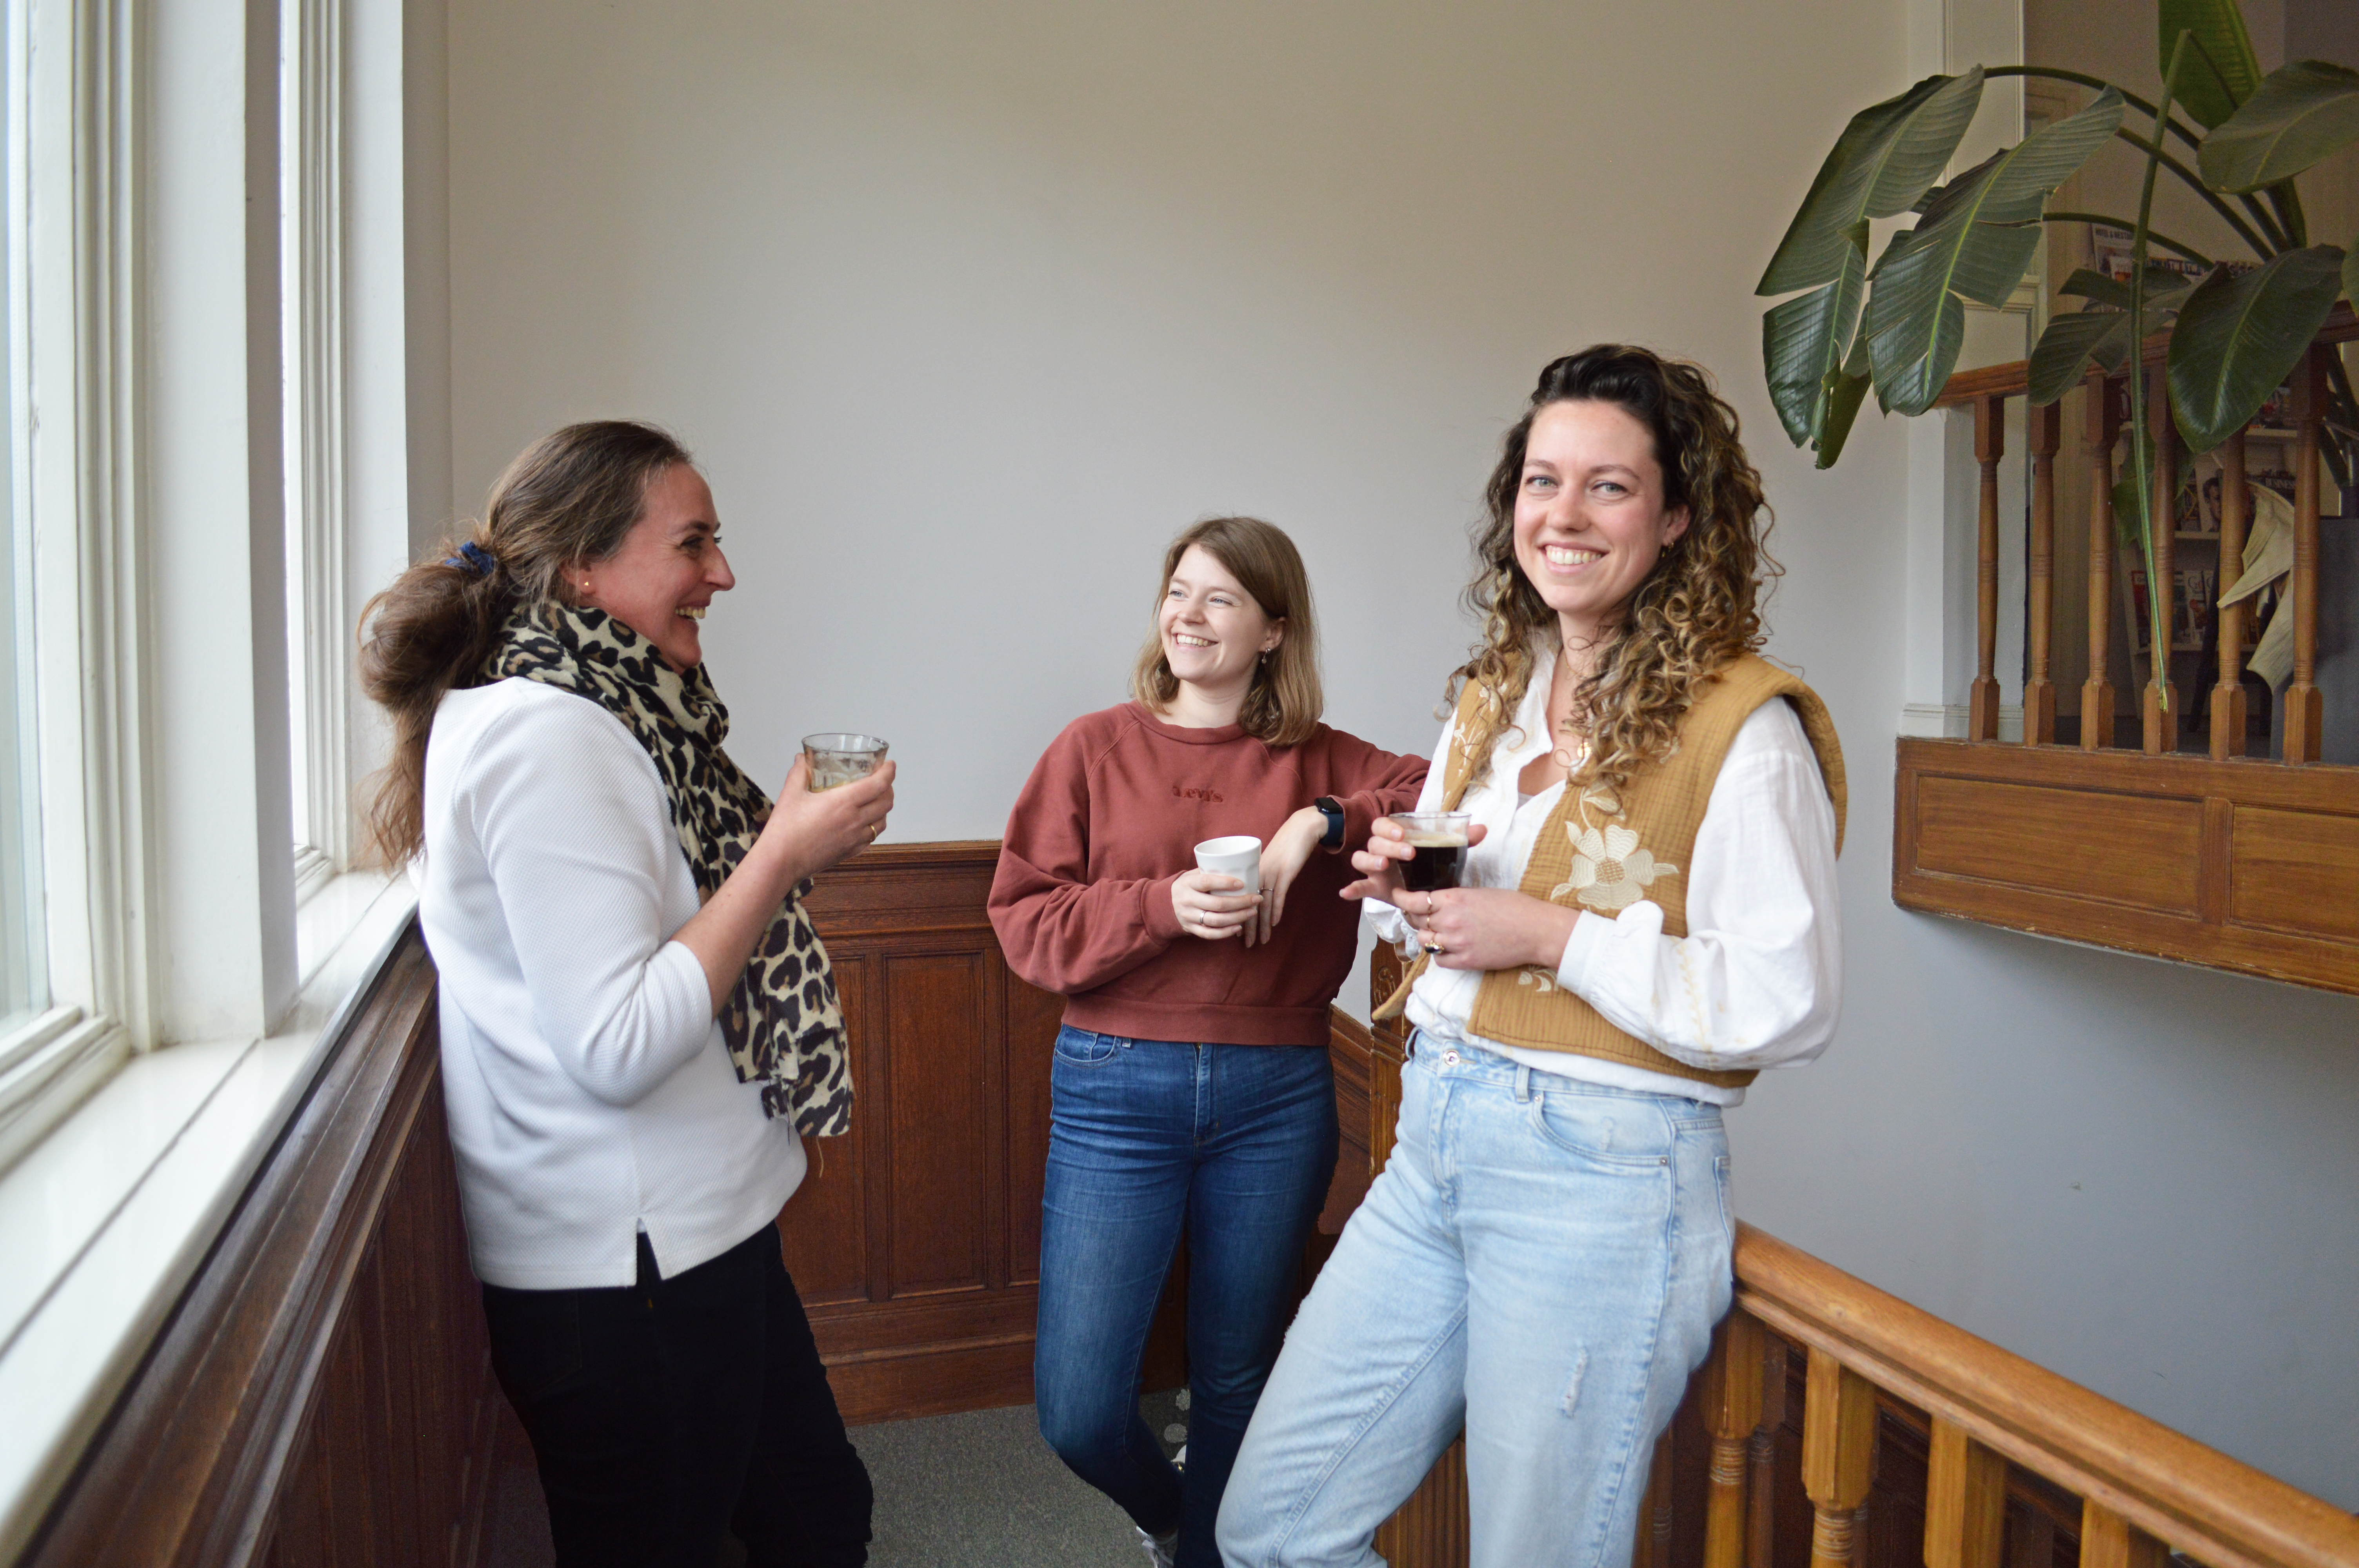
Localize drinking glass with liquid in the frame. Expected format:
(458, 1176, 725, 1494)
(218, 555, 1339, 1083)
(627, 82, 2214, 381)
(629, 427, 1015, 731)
(1390, 811, 1471, 892)
(803, 732, 889, 791)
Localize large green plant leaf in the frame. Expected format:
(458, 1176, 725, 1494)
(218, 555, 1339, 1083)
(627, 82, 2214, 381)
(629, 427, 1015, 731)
(2345, 231, 2358, 306)
(2029, 266, 2199, 406)
(1763, 222, 1867, 446)
(2158, 0, 2262, 129)
(2059, 265, 2196, 312)
(1864, 90, 2125, 416)
(1814, 337, 1874, 469)
(2167, 245, 2344, 452)
(1757, 70, 1983, 296)
(2198, 60, 2359, 193)
(2028, 309, 2133, 405)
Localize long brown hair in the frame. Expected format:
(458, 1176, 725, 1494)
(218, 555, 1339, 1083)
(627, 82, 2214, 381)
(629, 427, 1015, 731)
(1455, 345, 1776, 792)
(1130, 515, 1323, 747)
(356, 421, 694, 865)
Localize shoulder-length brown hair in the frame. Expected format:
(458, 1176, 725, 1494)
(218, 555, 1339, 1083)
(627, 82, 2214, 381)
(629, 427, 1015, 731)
(1130, 515, 1323, 748)
(1454, 345, 1776, 793)
(356, 420, 694, 866)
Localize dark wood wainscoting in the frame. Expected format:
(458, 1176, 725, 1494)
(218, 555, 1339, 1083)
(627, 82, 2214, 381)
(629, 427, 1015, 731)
(791, 840, 1065, 1425)
(25, 924, 503, 1568)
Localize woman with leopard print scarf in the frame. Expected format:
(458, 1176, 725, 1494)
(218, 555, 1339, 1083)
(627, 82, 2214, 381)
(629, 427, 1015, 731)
(361, 421, 886, 1568)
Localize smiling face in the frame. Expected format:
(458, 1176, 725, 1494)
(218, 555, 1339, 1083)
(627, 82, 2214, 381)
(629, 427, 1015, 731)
(1158, 543, 1283, 706)
(575, 463, 734, 671)
(1512, 399, 1690, 649)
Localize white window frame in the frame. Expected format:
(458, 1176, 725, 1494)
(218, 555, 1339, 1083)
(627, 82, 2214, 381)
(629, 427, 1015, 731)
(282, 0, 348, 900)
(0, 0, 423, 1548)
(0, 0, 144, 1173)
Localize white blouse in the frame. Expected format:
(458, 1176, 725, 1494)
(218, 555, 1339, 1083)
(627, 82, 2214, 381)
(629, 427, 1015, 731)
(1367, 664, 1842, 1106)
(419, 677, 805, 1290)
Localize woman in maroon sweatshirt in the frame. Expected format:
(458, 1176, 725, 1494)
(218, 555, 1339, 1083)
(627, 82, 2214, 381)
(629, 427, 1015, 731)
(989, 515, 1426, 1568)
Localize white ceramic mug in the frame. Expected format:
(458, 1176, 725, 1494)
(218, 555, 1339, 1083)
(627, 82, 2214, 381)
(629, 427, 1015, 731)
(1192, 835, 1262, 897)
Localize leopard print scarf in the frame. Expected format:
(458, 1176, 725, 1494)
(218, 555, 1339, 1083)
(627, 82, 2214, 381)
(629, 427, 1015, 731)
(487, 601, 854, 1137)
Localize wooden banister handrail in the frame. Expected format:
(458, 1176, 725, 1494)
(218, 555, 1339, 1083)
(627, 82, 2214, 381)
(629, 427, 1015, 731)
(1731, 1223, 2359, 1568)
(1932, 302, 2359, 409)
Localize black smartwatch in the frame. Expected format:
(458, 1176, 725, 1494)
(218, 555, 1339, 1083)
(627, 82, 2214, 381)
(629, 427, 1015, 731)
(1312, 796, 1347, 851)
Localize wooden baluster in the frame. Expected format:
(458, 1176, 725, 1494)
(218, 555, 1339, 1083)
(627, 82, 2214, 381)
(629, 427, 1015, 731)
(2025, 401, 2060, 744)
(1748, 1336, 1789, 1568)
(1704, 1312, 1765, 1568)
(1923, 1418, 2006, 1568)
(2284, 344, 2328, 763)
(1802, 1349, 1877, 1568)
(2210, 429, 2250, 759)
(1971, 394, 2004, 740)
(2143, 364, 2179, 753)
(2082, 376, 2120, 749)
(1633, 1430, 1675, 1568)
(2081, 1500, 2168, 1568)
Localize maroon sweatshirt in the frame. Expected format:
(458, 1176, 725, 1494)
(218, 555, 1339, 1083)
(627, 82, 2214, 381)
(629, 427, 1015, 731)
(989, 703, 1428, 1046)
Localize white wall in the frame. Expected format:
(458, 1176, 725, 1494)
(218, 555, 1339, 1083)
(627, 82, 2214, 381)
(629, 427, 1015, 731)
(438, 0, 2359, 1508)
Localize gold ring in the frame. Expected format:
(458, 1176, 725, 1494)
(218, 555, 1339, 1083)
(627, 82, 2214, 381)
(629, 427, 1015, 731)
(1422, 939, 1443, 955)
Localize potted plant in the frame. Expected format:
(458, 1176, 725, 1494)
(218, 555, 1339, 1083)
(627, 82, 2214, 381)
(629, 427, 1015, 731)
(1757, 0, 2359, 684)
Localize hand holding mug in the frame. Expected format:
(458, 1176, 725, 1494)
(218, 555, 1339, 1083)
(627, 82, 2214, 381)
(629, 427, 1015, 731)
(1172, 868, 1260, 940)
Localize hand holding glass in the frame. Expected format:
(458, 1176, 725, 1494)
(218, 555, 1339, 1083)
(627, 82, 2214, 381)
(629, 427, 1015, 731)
(1390, 812, 1471, 892)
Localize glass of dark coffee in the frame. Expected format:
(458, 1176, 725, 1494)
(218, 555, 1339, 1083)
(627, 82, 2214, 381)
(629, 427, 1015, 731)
(1391, 812, 1472, 893)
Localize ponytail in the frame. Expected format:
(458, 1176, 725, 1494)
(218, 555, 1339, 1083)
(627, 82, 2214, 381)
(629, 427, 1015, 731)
(356, 420, 694, 865)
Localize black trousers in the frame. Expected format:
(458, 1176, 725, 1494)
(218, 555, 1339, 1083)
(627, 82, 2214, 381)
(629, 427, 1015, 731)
(482, 1226, 872, 1567)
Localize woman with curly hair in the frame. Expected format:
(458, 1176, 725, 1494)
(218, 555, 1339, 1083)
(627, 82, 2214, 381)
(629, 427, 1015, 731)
(1216, 345, 1846, 1568)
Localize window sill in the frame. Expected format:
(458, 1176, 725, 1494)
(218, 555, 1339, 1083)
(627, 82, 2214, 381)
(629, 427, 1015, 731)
(0, 870, 420, 1563)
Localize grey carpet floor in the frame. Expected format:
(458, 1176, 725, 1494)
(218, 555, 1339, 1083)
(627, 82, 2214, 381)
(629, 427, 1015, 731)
(486, 1392, 1192, 1566)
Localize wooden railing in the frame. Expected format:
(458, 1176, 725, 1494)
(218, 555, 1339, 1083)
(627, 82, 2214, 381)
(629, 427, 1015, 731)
(1667, 1224, 2359, 1568)
(1932, 305, 2357, 760)
(1894, 315, 2359, 996)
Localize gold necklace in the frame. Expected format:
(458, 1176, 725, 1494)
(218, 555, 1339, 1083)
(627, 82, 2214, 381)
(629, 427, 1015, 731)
(1550, 644, 1590, 773)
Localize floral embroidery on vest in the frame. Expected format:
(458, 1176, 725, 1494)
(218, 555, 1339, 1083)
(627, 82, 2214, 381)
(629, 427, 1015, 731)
(1546, 787, 1679, 914)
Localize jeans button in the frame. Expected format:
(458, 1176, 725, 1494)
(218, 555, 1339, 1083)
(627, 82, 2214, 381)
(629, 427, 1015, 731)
(1443, 1050, 1460, 1066)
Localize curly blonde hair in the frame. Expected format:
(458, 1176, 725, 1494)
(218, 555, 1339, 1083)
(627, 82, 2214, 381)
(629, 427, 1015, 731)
(1452, 345, 1778, 794)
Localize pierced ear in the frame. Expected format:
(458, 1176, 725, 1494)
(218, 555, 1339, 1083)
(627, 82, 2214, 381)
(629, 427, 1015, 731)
(1662, 508, 1693, 545)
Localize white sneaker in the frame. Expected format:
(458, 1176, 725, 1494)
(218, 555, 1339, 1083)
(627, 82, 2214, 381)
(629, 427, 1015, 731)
(1135, 1524, 1179, 1567)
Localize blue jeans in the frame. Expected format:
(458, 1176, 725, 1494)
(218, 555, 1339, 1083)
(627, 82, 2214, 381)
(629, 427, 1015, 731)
(1035, 1028, 1339, 1568)
(1216, 1034, 1733, 1568)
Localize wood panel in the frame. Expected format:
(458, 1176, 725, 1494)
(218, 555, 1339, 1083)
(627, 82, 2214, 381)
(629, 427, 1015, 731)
(788, 841, 1063, 1425)
(1894, 739, 2359, 995)
(781, 948, 873, 1308)
(2229, 808, 2359, 942)
(1912, 776, 2203, 913)
(23, 926, 502, 1568)
(885, 952, 991, 1298)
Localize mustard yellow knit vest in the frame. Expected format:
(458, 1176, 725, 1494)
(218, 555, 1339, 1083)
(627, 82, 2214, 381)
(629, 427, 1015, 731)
(1376, 653, 1845, 1091)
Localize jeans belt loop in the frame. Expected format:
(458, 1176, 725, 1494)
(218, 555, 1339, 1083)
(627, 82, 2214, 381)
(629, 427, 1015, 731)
(1514, 1063, 1532, 1104)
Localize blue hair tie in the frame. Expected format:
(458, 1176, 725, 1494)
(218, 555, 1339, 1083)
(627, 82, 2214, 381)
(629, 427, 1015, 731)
(443, 541, 496, 577)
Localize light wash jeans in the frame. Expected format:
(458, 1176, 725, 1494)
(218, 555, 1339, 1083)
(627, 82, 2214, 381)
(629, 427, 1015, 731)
(1216, 1033, 1733, 1568)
